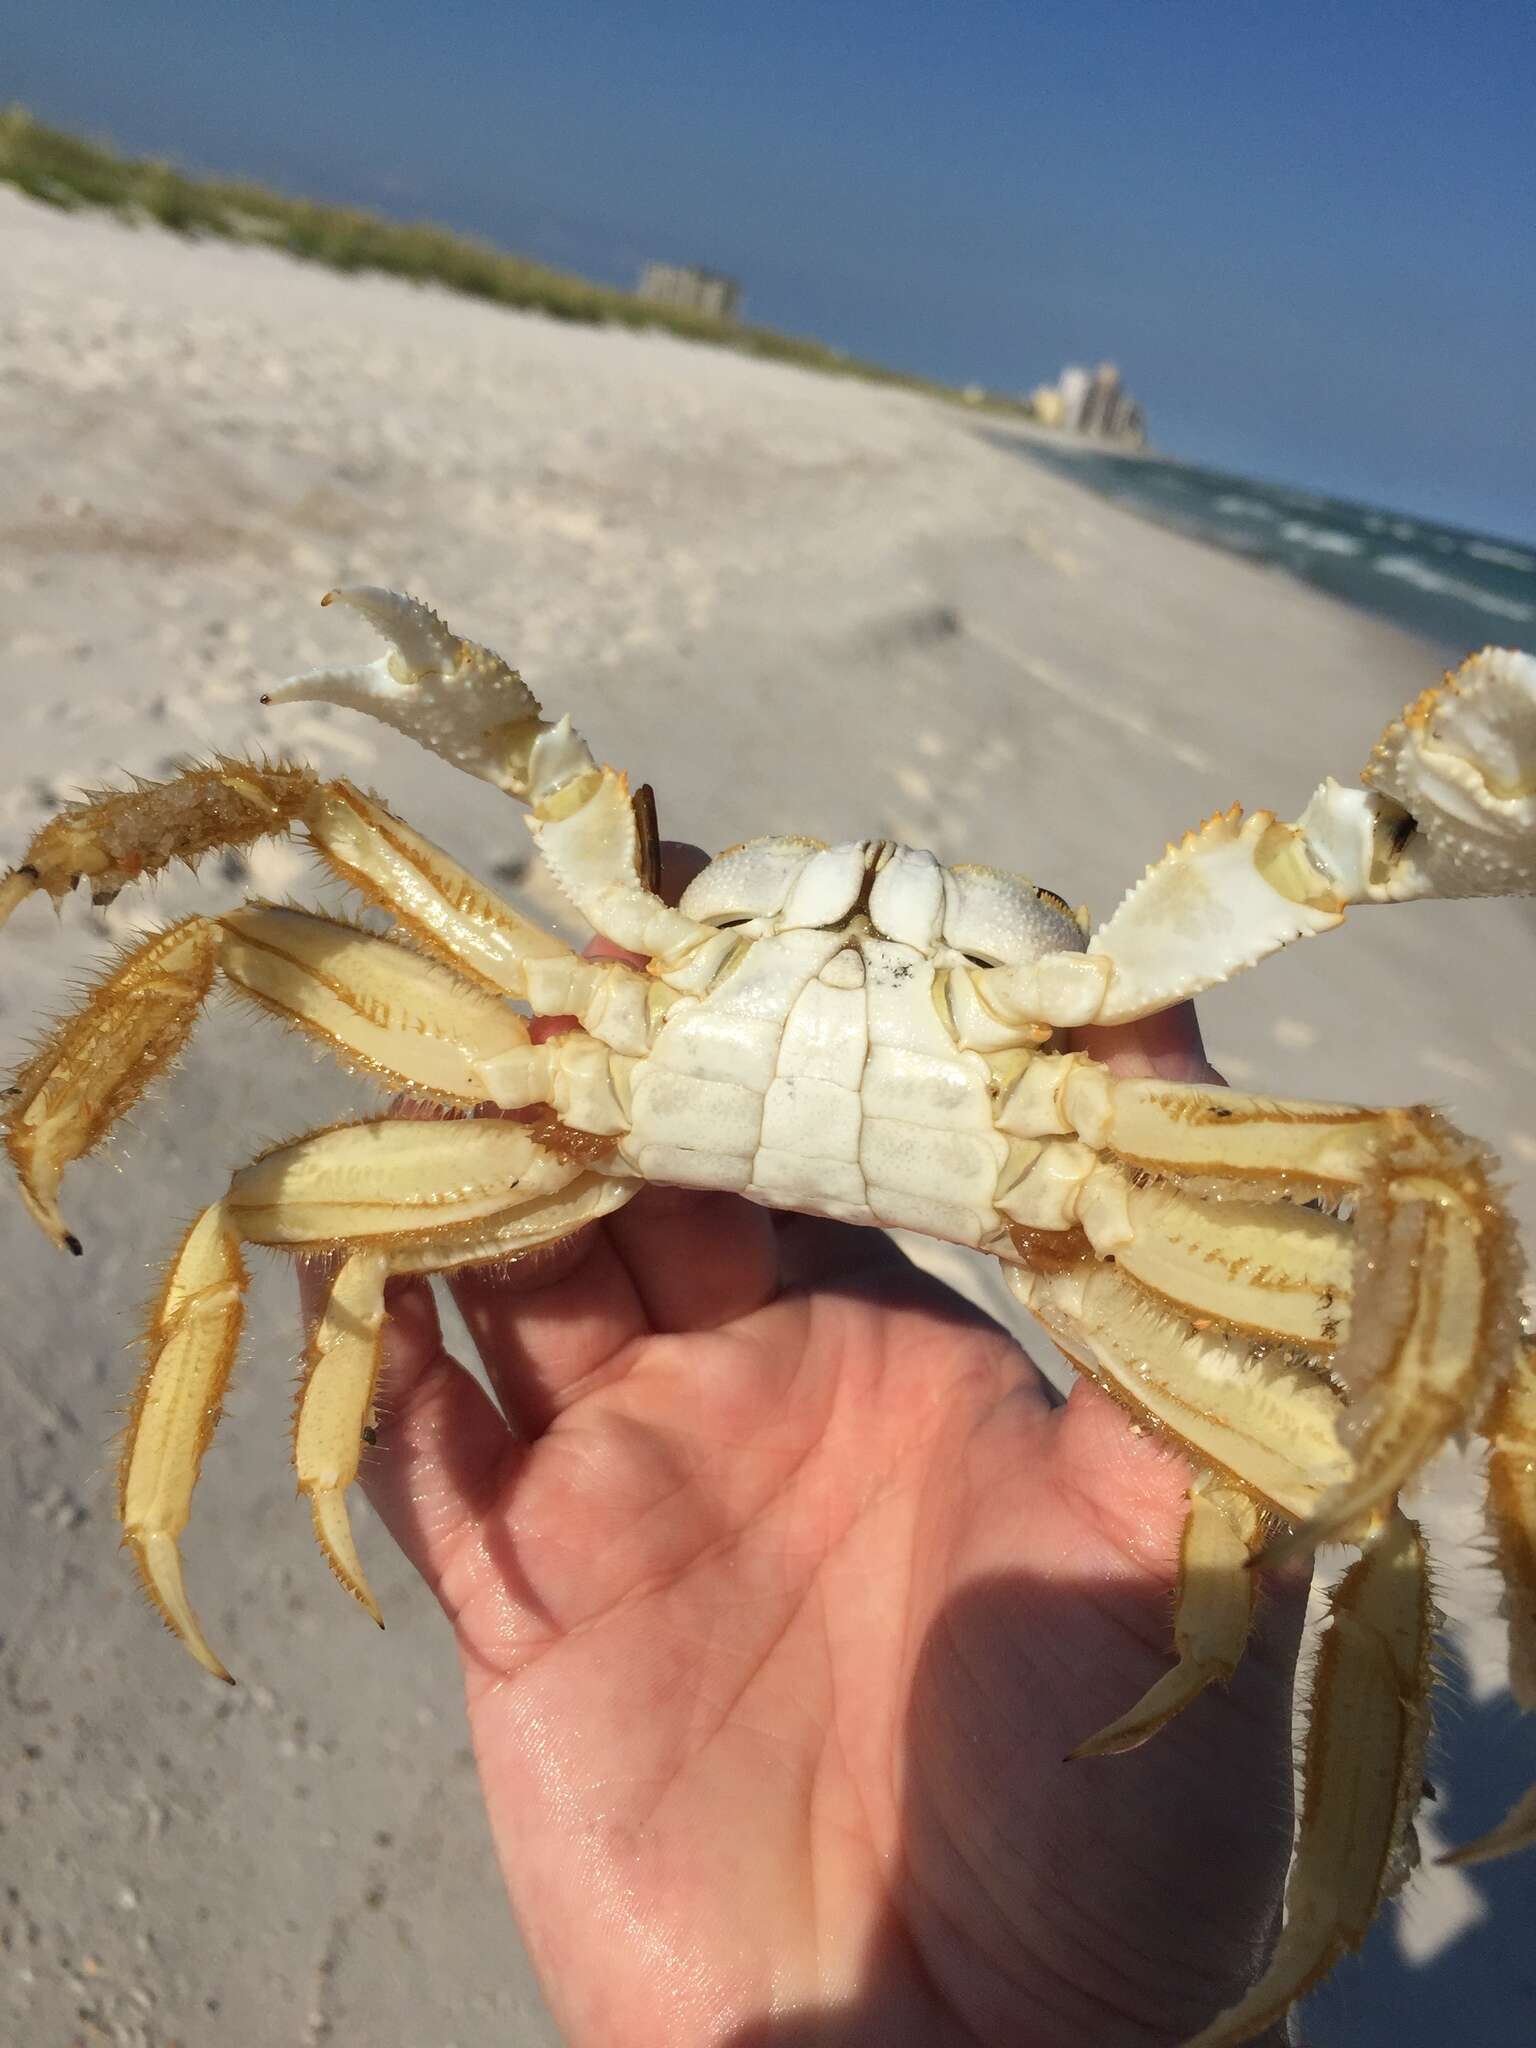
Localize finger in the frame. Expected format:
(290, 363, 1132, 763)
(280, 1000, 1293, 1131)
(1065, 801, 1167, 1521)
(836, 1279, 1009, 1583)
(298, 1260, 514, 1605)
(605, 1183, 782, 1332)
(1069, 998, 1222, 1084)
(371, 1096, 652, 1431)
(658, 838, 711, 901)
(446, 1225, 652, 1437)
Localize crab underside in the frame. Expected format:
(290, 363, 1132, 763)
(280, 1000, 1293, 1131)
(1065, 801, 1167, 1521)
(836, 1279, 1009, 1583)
(4, 587, 1535, 2047)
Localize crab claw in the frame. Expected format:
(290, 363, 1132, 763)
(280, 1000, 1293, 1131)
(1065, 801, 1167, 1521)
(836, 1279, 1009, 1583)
(1079, 645, 1536, 1023)
(1361, 645, 1536, 899)
(264, 587, 552, 796)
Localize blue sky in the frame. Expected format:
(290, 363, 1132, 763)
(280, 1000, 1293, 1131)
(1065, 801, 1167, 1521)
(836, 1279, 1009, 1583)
(13, 1, 1534, 539)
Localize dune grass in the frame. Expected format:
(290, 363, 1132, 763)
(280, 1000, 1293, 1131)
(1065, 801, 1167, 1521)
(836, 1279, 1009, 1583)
(0, 106, 1031, 417)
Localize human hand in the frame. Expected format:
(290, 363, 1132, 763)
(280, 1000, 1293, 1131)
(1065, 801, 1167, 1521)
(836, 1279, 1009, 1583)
(303, 858, 1302, 2048)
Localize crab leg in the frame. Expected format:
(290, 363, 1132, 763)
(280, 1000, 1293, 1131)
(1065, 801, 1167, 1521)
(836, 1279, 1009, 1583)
(121, 1116, 635, 1675)
(1013, 1261, 1351, 1521)
(265, 588, 724, 971)
(0, 757, 653, 1026)
(294, 1157, 640, 1626)
(1075, 1162, 1355, 1351)
(4, 903, 618, 1250)
(5, 916, 221, 1249)
(119, 1203, 248, 1681)
(1025, 1071, 1523, 1551)
(1072, 1473, 1263, 1757)
(1186, 1513, 1433, 2048)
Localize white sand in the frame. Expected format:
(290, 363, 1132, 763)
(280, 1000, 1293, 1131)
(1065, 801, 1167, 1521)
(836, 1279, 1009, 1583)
(1, 186, 1532, 2045)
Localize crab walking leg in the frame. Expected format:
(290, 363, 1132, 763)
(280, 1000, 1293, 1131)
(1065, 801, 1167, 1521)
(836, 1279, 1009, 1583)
(266, 589, 728, 974)
(1185, 1514, 1434, 2048)
(228, 1113, 604, 1246)
(300, 780, 576, 999)
(1095, 1171, 1353, 1350)
(5, 917, 221, 1249)
(224, 906, 633, 1127)
(970, 646, 1536, 1029)
(124, 1121, 636, 1676)
(1071, 1474, 1264, 1758)
(1042, 1071, 1524, 1548)
(1012, 1262, 1351, 1522)
(0, 760, 321, 927)
(118, 1204, 248, 1681)
(293, 1162, 640, 1624)
(295, 1250, 391, 1624)
(0, 755, 652, 1032)
(3, 902, 601, 1249)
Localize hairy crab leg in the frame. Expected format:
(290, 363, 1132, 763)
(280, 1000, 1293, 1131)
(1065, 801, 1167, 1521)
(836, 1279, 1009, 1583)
(296, 1161, 640, 1625)
(1040, 1071, 1524, 1552)
(1185, 1513, 1434, 2048)
(265, 589, 738, 983)
(3, 902, 633, 1250)
(5, 916, 221, 1250)
(228, 1113, 610, 1246)
(1071, 1472, 1263, 1757)
(1012, 1261, 1350, 1522)
(0, 758, 658, 1032)
(122, 1118, 635, 1675)
(119, 1203, 248, 1681)
(1088, 1168, 1353, 1349)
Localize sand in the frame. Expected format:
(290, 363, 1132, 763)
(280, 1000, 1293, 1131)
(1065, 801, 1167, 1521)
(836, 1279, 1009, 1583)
(1, 185, 1532, 2046)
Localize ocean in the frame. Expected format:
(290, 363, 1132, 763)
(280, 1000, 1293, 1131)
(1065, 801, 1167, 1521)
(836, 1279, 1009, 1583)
(989, 436, 1536, 658)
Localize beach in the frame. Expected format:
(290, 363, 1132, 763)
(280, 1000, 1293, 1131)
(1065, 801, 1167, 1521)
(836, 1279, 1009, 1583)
(1, 186, 1532, 2045)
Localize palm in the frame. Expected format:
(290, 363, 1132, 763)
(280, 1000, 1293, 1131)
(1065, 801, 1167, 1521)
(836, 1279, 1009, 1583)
(354, 1182, 1302, 2048)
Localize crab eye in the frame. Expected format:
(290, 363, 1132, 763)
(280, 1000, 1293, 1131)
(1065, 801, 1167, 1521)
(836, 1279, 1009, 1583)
(961, 949, 1002, 969)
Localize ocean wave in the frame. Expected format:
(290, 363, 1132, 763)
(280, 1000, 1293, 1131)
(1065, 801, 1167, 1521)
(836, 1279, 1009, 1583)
(1374, 553, 1535, 621)
(1464, 539, 1536, 573)
(1278, 520, 1364, 556)
(1214, 494, 1276, 520)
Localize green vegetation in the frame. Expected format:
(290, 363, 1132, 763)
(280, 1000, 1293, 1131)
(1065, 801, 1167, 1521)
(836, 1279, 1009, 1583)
(0, 106, 1031, 416)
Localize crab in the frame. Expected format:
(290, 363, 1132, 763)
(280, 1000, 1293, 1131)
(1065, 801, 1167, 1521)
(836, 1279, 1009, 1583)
(2, 586, 1535, 2045)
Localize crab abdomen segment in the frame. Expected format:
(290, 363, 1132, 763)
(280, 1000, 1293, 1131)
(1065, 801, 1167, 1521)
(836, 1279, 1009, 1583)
(625, 929, 1007, 1241)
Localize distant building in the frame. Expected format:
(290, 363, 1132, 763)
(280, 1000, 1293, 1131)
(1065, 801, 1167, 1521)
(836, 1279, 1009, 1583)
(637, 262, 742, 323)
(1032, 361, 1146, 448)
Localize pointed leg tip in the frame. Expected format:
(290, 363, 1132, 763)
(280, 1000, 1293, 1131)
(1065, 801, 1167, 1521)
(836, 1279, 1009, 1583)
(24, 1192, 79, 1257)
(128, 1530, 233, 1684)
(1067, 1719, 1156, 1761)
(308, 1487, 383, 1627)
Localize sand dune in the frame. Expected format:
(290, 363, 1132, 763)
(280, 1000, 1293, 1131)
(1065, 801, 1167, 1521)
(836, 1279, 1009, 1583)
(1, 186, 1532, 2045)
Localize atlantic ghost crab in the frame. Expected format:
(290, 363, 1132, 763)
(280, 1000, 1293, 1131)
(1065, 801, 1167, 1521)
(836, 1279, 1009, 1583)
(3, 587, 1534, 2046)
